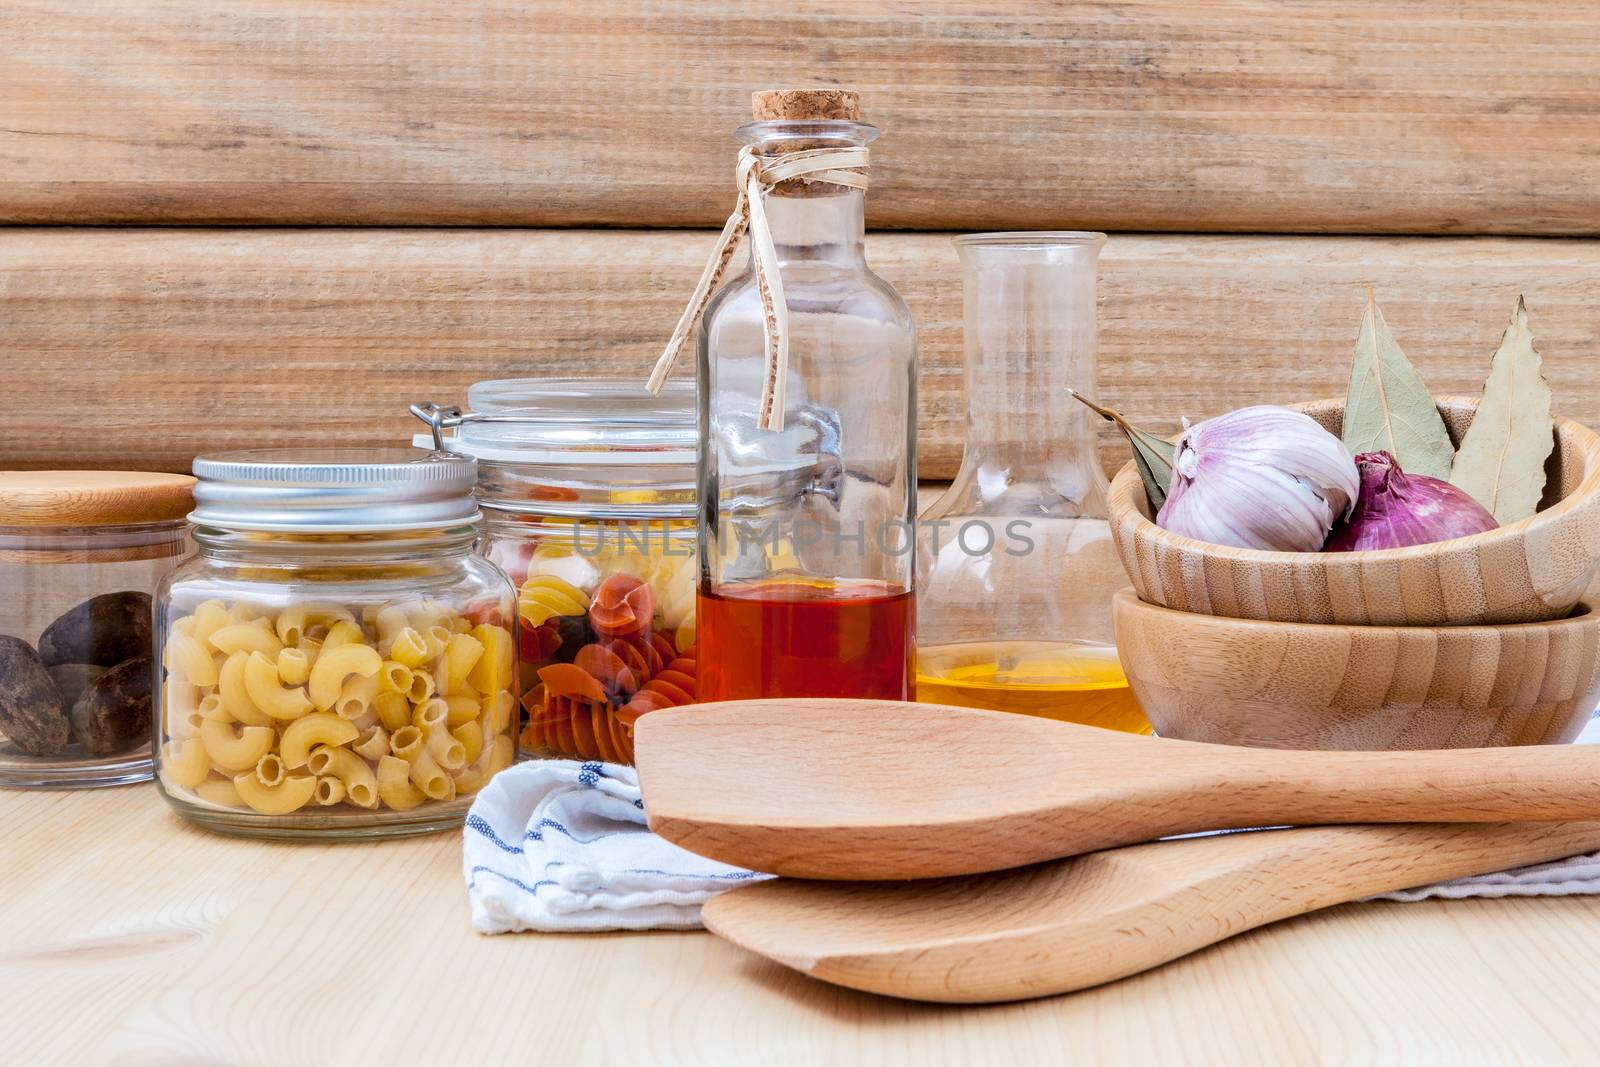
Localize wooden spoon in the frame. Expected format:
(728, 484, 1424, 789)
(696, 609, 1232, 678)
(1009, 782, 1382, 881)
(634, 699, 1600, 879)
(702, 820, 1600, 1003)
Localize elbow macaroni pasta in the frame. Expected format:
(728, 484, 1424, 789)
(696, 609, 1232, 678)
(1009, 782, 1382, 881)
(162, 739, 210, 789)
(189, 600, 235, 646)
(308, 744, 379, 809)
(413, 697, 449, 733)
(322, 620, 366, 651)
(335, 674, 380, 722)
(218, 651, 273, 727)
(441, 633, 484, 696)
(197, 693, 231, 723)
(314, 777, 346, 806)
(377, 755, 426, 811)
(274, 602, 357, 646)
(407, 669, 435, 703)
(374, 690, 411, 733)
(208, 619, 285, 658)
(195, 776, 243, 808)
(425, 725, 467, 772)
(166, 629, 221, 688)
(452, 720, 484, 765)
(444, 694, 479, 728)
(375, 603, 417, 644)
(244, 651, 314, 720)
(280, 712, 360, 769)
(158, 597, 516, 818)
(199, 719, 276, 772)
(389, 724, 424, 762)
(308, 644, 382, 712)
(407, 749, 453, 801)
(233, 771, 318, 815)
(378, 660, 414, 694)
(466, 624, 513, 695)
(276, 647, 312, 687)
(352, 725, 389, 762)
(388, 627, 431, 668)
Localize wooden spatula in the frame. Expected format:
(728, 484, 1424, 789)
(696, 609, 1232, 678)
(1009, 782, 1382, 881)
(702, 820, 1600, 1003)
(634, 699, 1600, 879)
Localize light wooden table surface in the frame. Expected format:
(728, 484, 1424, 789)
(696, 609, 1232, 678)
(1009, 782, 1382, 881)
(5, 785, 1600, 1066)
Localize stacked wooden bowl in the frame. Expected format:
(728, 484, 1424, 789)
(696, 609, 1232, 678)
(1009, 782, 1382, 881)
(1108, 397, 1600, 749)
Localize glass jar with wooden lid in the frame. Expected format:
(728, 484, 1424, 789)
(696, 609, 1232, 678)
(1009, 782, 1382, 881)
(0, 470, 195, 788)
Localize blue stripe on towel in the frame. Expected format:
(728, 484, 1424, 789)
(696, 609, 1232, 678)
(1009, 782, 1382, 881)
(467, 865, 557, 895)
(467, 814, 526, 854)
(469, 814, 761, 887)
(468, 813, 655, 854)
(468, 864, 750, 898)
(542, 859, 763, 882)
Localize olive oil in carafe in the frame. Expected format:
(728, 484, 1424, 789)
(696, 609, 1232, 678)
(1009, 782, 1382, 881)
(916, 640, 1151, 734)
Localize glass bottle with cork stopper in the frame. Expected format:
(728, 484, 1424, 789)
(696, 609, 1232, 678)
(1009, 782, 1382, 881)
(651, 88, 918, 702)
(915, 233, 1150, 733)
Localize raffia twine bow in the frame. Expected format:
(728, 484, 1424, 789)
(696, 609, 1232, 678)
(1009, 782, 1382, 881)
(646, 143, 869, 432)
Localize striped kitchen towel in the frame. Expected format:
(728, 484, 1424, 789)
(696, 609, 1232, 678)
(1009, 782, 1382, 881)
(464, 759, 771, 933)
(465, 717, 1600, 932)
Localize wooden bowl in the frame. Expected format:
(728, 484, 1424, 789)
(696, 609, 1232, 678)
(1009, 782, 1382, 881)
(1113, 588, 1600, 750)
(1107, 396, 1600, 626)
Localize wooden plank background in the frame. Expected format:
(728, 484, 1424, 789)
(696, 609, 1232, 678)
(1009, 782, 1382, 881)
(5, 228, 1596, 479)
(1, 2, 1598, 478)
(1, 1, 1598, 232)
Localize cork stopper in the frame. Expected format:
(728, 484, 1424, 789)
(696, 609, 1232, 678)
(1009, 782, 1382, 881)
(748, 89, 866, 198)
(751, 89, 860, 123)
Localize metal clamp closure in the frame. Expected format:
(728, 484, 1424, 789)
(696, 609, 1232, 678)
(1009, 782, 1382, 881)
(410, 402, 550, 451)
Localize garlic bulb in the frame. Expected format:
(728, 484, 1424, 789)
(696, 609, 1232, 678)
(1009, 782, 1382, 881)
(1156, 406, 1360, 551)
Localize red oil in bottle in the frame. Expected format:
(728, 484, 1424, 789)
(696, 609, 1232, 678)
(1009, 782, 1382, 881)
(696, 579, 915, 702)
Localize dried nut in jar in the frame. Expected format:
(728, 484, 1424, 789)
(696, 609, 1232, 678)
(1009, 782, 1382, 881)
(38, 591, 154, 668)
(0, 635, 71, 756)
(70, 657, 153, 757)
(47, 663, 110, 711)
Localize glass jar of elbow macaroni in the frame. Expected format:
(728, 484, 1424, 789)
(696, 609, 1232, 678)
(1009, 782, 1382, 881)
(154, 449, 517, 839)
(413, 379, 697, 766)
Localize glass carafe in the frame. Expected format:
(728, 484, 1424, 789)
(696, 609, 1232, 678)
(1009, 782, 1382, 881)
(915, 232, 1149, 733)
(696, 93, 918, 702)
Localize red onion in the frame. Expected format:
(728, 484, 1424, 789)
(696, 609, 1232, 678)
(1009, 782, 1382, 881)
(1323, 451, 1498, 552)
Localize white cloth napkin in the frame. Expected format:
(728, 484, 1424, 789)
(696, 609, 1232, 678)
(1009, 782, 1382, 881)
(464, 718, 1600, 932)
(464, 760, 771, 933)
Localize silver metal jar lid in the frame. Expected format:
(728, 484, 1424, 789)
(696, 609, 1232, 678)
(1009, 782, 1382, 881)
(190, 448, 480, 533)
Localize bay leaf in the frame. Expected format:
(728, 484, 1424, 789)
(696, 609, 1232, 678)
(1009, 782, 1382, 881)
(1449, 296, 1554, 524)
(1342, 292, 1455, 480)
(1067, 389, 1175, 509)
